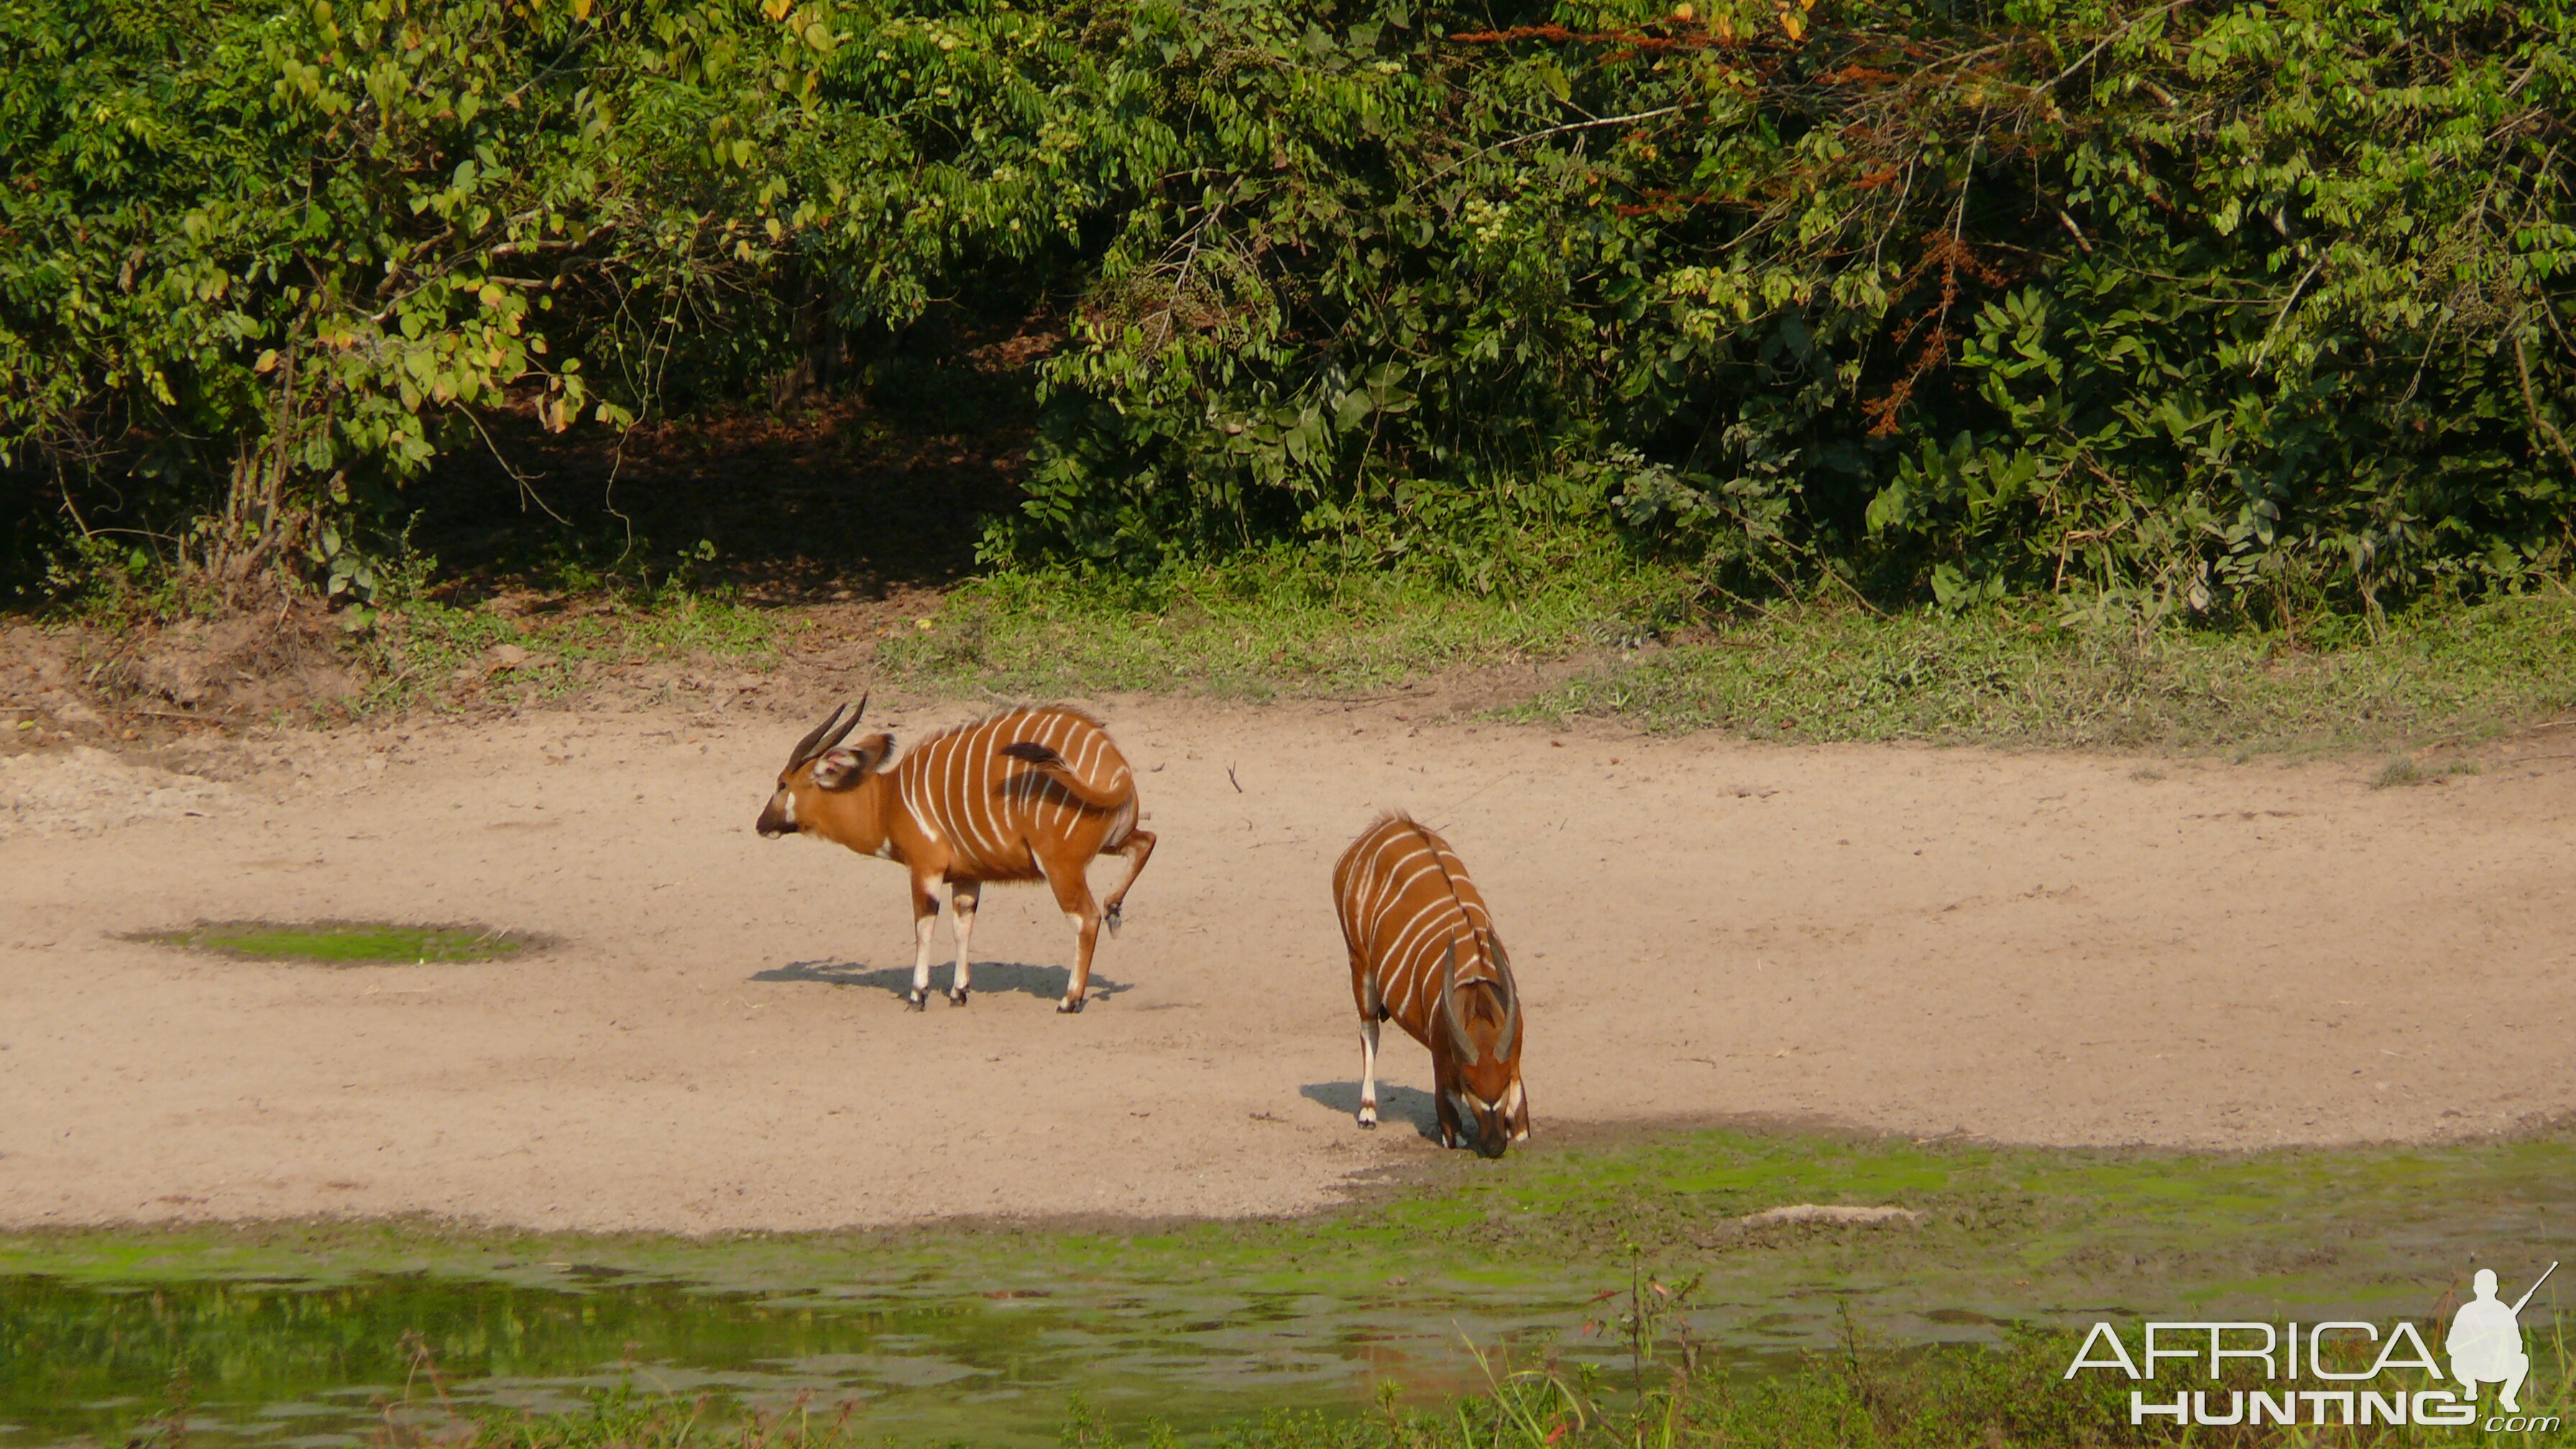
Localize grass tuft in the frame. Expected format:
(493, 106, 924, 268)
(2375, 757, 2427, 788)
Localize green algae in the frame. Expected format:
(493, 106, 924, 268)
(4, 1123, 2570, 1448)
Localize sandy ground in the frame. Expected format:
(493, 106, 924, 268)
(3, 689, 2575, 1234)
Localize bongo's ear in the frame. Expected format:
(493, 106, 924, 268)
(812, 732, 892, 788)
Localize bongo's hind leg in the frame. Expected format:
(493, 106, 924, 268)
(1047, 869, 1102, 1013)
(1100, 829, 1155, 937)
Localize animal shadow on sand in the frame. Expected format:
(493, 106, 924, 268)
(755, 960, 1133, 1004)
(1301, 1082, 1443, 1143)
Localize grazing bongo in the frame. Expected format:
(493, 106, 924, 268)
(1332, 813, 1530, 1155)
(756, 696, 1154, 1013)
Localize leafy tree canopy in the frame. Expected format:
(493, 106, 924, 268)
(3, 0, 2571, 621)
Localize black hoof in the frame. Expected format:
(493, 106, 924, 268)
(1057, 996, 1085, 1014)
(1103, 903, 1123, 938)
(1358, 1118, 1378, 1131)
(906, 990, 928, 1012)
(947, 988, 970, 1006)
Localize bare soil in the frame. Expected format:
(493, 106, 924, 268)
(4, 682, 2575, 1235)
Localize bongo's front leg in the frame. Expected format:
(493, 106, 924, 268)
(905, 876, 940, 1011)
(947, 879, 981, 1005)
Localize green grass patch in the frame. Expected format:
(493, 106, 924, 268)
(136, 920, 535, 963)
(356, 589, 781, 714)
(873, 548, 2576, 757)
(10, 1123, 2570, 1325)
(1513, 586, 2576, 755)
(877, 546, 1700, 700)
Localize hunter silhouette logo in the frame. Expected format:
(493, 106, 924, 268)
(2063, 1261, 2563, 1432)
(2450, 1263, 2554, 1413)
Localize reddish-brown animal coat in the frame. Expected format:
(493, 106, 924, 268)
(758, 699, 1154, 1012)
(1333, 813, 1530, 1153)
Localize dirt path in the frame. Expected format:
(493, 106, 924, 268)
(4, 691, 2574, 1234)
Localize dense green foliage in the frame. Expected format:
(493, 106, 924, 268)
(0, 0, 848, 604)
(4, 0, 2572, 618)
(974, 0, 2576, 616)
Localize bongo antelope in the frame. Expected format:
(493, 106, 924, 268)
(756, 696, 1155, 1013)
(1333, 813, 1530, 1155)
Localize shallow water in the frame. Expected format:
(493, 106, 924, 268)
(0, 1262, 1752, 1448)
(9, 1127, 2573, 1446)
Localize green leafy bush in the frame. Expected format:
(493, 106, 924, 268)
(954, 0, 2576, 617)
(4, 0, 2572, 620)
(0, 0, 843, 604)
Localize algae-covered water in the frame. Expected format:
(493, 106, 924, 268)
(0, 1256, 1706, 1449)
(5, 1125, 2571, 1448)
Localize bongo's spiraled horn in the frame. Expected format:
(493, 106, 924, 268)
(1440, 940, 1478, 1065)
(788, 693, 868, 766)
